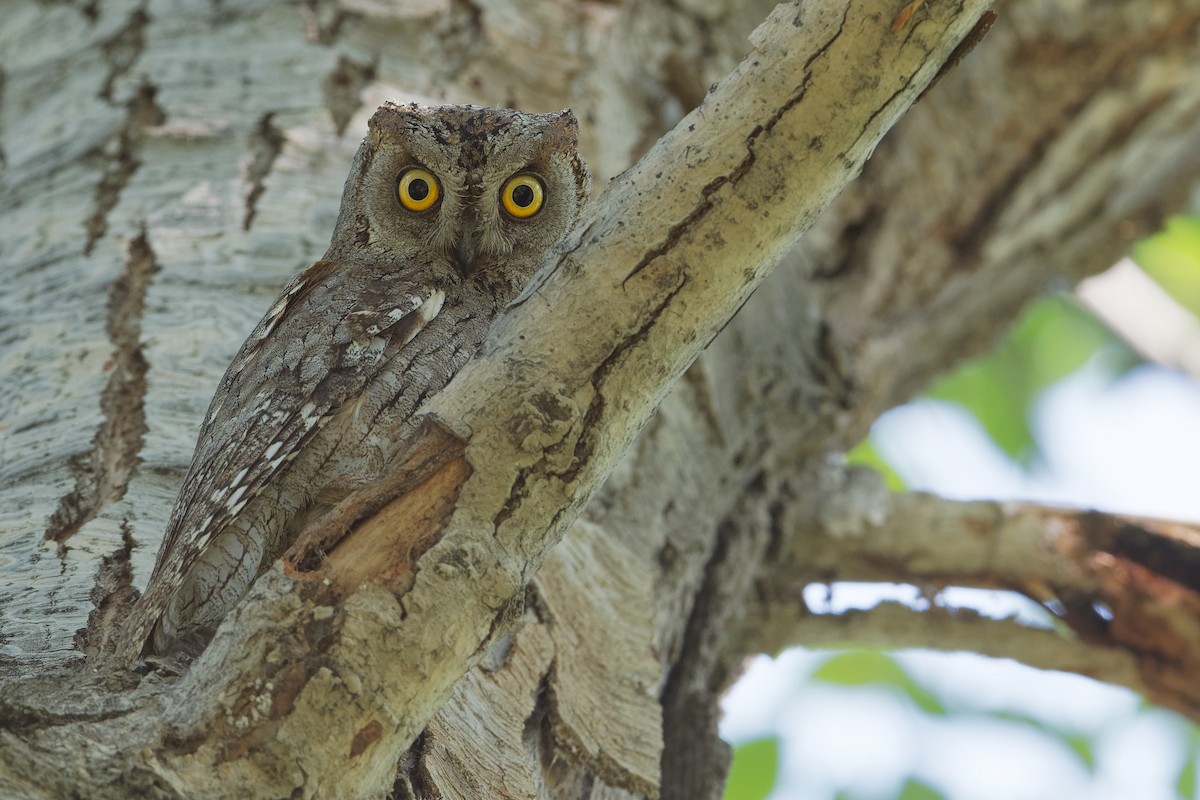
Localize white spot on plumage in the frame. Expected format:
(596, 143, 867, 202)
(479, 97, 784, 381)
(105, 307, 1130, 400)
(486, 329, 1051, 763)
(235, 347, 261, 373)
(418, 290, 445, 325)
(264, 441, 283, 460)
(397, 290, 444, 347)
(232, 467, 250, 487)
(226, 484, 248, 508)
(253, 280, 306, 344)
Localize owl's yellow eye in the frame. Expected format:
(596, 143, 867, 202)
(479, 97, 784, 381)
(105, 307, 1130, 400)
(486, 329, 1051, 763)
(500, 174, 545, 219)
(396, 167, 440, 212)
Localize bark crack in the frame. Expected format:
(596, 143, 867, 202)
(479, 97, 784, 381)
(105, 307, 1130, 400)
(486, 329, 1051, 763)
(78, 523, 139, 656)
(83, 83, 166, 255)
(78, 0, 99, 22)
(491, 275, 688, 533)
(301, 0, 350, 45)
(322, 56, 377, 137)
(567, 273, 689, 473)
(46, 233, 159, 549)
(97, 9, 149, 103)
(659, 518, 738, 800)
(242, 112, 286, 231)
(619, 8, 840, 288)
(0, 68, 7, 175)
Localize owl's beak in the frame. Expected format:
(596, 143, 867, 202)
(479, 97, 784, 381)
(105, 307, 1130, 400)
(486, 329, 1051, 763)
(453, 223, 478, 278)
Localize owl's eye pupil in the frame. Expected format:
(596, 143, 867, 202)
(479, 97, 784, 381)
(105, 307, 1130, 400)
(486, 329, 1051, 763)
(500, 173, 545, 219)
(397, 168, 440, 212)
(511, 184, 535, 208)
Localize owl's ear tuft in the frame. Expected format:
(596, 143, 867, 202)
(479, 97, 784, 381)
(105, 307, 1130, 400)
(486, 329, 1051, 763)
(542, 109, 580, 152)
(556, 109, 579, 135)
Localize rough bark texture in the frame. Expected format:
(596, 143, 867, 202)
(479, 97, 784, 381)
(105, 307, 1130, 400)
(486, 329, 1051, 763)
(1, 0, 1199, 798)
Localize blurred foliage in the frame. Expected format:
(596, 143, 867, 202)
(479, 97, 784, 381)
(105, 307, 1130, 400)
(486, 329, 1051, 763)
(1178, 757, 1196, 800)
(846, 214, 1200, 470)
(750, 216, 1200, 800)
(833, 786, 947, 800)
(924, 295, 1134, 463)
(1177, 724, 1200, 799)
(723, 737, 779, 800)
(789, 651, 1197, 800)
(811, 651, 944, 715)
(989, 709, 1097, 773)
(844, 440, 907, 491)
(895, 780, 947, 800)
(1134, 215, 1200, 317)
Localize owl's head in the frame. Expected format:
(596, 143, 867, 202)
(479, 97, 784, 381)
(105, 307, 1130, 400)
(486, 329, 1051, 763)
(328, 102, 591, 303)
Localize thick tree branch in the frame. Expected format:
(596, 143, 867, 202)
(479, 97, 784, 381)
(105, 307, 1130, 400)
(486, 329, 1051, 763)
(739, 475, 1200, 722)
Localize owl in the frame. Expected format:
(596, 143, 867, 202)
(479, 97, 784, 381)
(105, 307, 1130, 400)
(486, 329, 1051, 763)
(118, 102, 590, 663)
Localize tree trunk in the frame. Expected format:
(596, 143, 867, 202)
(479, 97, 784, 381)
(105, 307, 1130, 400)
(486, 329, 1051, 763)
(2, 0, 1199, 798)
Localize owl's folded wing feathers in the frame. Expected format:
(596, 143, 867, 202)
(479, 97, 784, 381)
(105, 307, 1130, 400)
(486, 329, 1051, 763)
(119, 261, 445, 661)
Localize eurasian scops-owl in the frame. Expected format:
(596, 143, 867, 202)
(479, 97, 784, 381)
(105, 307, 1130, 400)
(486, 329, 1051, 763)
(118, 102, 590, 662)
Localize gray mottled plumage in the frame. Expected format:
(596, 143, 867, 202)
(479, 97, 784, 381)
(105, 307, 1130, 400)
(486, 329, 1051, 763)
(119, 103, 589, 662)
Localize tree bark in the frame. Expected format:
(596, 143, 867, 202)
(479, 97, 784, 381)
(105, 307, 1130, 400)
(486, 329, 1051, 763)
(1, 0, 1199, 798)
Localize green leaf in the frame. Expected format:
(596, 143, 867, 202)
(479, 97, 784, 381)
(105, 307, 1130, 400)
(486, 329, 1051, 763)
(929, 354, 1035, 460)
(810, 651, 945, 715)
(1175, 755, 1196, 800)
(1134, 215, 1200, 318)
(1013, 297, 1126, 390)
(898, 778, 947, 800)
(1063, 733, 1097, 773)
(984, 710, 1097, 773)
(927, 296, 1128, 462)
(844, 439, 906, 491)
(723, 738, 779, 800)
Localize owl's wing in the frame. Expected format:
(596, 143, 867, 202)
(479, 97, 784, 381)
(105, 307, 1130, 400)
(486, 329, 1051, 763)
(122, 259, 445, 659)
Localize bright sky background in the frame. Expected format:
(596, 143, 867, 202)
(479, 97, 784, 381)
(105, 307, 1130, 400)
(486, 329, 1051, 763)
(720, 357, 1200, 800)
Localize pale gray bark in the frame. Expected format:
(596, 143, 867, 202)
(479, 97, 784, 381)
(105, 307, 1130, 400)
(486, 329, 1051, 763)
(2, 0, 1200, 798)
